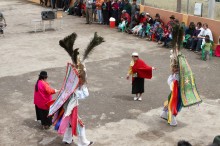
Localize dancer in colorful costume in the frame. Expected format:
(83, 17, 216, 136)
(48, 32, 104, 145)
(160, 21, 202, 126)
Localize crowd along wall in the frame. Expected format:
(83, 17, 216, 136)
(140, 5, 220, 47)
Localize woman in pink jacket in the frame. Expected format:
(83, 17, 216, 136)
(34, 71, 58, 129)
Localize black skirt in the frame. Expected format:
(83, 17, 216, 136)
(132, 77, 145, 94)
(35, 105, 52, 126)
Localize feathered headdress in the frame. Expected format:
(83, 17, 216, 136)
(59, 32, 105, 85)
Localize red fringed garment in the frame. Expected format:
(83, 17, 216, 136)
(132, 59, 153, 79)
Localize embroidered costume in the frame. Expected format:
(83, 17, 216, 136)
(160, 22, 202, 126)
(127, 52, 154, 101)
(49, 32, 104, 145)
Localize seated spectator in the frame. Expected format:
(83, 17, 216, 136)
(146, 13, 154, 26)
(146, 22, 159, 41)
(194, 23, 213, 52)
(118, 17, 127, 31)
(190, 22, 203, 51)
(128, 11, 140, 31)
(131, 12, 146, 35)
(163, 25, 172, 48)
(167, 15, 175, 27)
(121, 10, 131, 24)
(156, 23, 164, 44)
(154, 13, 164, 26)
(177, 140, 192, 146)
(138, 21, 147, 38)
(183, 22, 196, 49)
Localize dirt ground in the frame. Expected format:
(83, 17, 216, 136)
(0, 0, 220, 146)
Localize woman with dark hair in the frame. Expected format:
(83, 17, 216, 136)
(34, 71, 58, 129)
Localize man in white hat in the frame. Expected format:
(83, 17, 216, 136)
(127, 52, 156, 101)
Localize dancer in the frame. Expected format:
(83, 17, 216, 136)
(48, 32, 104, 146)
(127, 52, 156, 101)
(160, 20, 202, 126)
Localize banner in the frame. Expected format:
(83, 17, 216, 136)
(49, 63, 79, 116)
(178, 55, 202, 107)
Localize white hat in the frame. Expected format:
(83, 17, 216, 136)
(132, 52, 139, 56)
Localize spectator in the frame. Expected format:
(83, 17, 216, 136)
(190, 22, 203, 51)
(51, 0, 57, 9)
(111, 0, 119, 25)
(128, 11, 140, 31)
(131, 12, 146, 35)
(118, 17, 127, 31)
(146, 13, 154, 26)
(102, 0, 110, 25)
(194, 23, 213, 52)
(167, 15, 175, 27)
(63, 0, 70, 11)
(121, 10, 131, 24)
(202, 35, 212, 61)
(163, 26, 172, 48)
(96, 0, 103, 24)
(154, 13, 164, 26)
(139, 21, 147, 38)
(118, 0, 125, 23)
(92, 0, 97, 22)
(156, 23, 164, 44)
(177, 140, 192, 146)
(86, 0, 93, 24)
(123, 0, 132, 16)
(183, 22, 196, 49)
(131, 0, 139, 18)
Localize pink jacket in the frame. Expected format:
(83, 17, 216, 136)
(34, 80, 55, 110)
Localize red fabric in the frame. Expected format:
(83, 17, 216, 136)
(34, 80, 55, 110)
(140, 17, 146, 23)
(46, 99, 55, 108)
(71, 106, 78, 136)
(112, 2, 119, 10)
(121, 13, 131, 24)
(215, 45, 220, 57)
(132, 59, 152, 79)
(170, 80, 178, 116)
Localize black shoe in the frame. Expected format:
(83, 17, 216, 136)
(85, 22, 89, 24)
(88, 141, 94, 145)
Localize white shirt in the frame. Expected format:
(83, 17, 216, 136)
(198, 28, 213, 41)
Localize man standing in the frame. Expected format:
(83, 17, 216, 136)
(127, 52, 156, 101)
(96, 0, 103, 24)
(86, 0, 93, 24)
(129, 0, 139, 28)
(123, 0, 132, 16)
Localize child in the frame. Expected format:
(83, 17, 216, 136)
(202, 35, 212, 61)
(118, 17, 127, 32)
(156, 23, 164, 44)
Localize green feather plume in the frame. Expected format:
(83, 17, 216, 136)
(83, 32, 105, 61)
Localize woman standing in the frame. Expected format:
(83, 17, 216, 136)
(127, 52, 155, 101)
(34, 71, 58, 129)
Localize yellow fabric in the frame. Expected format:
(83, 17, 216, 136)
(127, 60, 134, 76)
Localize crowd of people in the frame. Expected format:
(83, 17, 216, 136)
(50, 0, 214, 61)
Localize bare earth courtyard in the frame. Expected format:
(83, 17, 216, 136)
(0, 0, 220, 146)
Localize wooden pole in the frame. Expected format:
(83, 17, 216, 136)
(176, 0, 182, 13)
